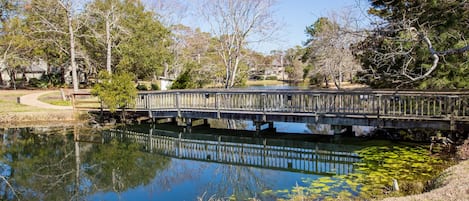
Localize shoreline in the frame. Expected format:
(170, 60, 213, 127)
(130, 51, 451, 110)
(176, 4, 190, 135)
(0, 110, 87, 126)
(382, 159, 469, 201)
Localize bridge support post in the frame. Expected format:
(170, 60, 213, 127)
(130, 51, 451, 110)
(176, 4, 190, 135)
(185, 118, 192, 133)
(255, 123, 262, 136)
(254, 121, 276, 136)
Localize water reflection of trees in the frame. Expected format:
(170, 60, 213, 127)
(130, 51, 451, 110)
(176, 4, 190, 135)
(0, 126, 172, 200)
(0, 127, 77, 201)
(82, 138, 171, 193)
(205, 164, 276, 200)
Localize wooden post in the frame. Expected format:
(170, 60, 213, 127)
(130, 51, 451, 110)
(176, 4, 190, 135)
(176, 92, 181, 117)
(215, 93, 220, 119)
(448, 95, 459, 131)
(262, 93, 267, 122)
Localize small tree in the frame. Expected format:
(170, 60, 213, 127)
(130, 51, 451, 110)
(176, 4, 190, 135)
(91, 70, 137, 121)
(170, 69, 195, 89)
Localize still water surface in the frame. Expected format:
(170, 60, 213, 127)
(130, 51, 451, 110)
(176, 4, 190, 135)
(0, 124, 440, 201)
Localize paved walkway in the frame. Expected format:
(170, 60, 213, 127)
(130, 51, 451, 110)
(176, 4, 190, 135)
(20, 90, 73, 110)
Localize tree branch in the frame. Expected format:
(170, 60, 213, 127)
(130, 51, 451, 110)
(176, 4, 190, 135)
(0, 176, 20, 200)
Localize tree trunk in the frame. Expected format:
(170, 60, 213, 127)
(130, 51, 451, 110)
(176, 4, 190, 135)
(8, 69, 16, 90)
(66, 7, 79, 92)
(106, 17, 112, 74)
(224, 67, 231, 89)
(324, 76, 329, 88)
(163, 63, 168, 78)
(0, 71, 3, 85)
(229, 56, 240, 88)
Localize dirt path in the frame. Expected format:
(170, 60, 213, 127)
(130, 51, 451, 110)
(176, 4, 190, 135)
(19, 91, 73, 110)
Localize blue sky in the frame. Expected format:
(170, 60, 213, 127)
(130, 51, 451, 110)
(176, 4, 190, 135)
(180, 0, 370, 54)
(256, 0, 369, 53)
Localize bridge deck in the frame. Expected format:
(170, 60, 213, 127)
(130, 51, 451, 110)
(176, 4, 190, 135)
(72, 89, 469, 131)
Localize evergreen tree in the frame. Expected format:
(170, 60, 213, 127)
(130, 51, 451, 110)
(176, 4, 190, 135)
(115, 0, 172, 80)
(170, 62, 198, 89)
(355, 0, 469, 89)
(91, 71, 137, 118)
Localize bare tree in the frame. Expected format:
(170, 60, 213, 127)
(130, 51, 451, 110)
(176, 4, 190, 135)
(199, 0, 277, 88)
(0, 1, 33, 89)
(29, 0, 85, 91)
(57, 0, 80, 91)
(304, 10, 362, 89)
(84, 0, 126, 74)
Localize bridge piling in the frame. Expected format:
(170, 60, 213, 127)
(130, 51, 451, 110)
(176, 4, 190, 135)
(254, 121, 276, 136)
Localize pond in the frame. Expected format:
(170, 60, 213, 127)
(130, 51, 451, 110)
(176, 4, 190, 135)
(0, 124, 449, 201)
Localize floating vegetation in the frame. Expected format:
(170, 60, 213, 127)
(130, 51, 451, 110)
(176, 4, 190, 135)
(279, 144, 450, 200)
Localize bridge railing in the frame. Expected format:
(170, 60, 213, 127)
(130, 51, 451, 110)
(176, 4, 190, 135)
(71, 89, 469, 121)
(133, 90, 469, 120)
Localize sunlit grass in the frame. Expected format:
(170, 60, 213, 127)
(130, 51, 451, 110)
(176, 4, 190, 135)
(0, 91, 50, 113)
(38, 92, 72, 106)
(246, 79, 287, 86)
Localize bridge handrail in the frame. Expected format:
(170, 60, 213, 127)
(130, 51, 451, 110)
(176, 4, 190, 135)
(72, 89, 469, 121)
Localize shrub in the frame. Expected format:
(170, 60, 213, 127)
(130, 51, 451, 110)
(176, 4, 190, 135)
(136, 84, 148, 91)
(151, 83, 160, 90)
(28, 78, 48, 88)
(91, 71, 137, 113)
(171, 68, 196, 89)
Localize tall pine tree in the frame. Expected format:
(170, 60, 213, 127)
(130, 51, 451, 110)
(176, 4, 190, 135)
(355, 0, 469, 89)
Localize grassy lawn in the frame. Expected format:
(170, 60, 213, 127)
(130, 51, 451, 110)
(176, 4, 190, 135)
(246, 79, 287, 86)
(0, 90, 50, 113)
(38, 91, 72, 106)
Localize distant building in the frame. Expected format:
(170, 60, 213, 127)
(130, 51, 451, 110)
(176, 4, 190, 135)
(248, 57, 288, 80)
(159, 77, 174, 90)
(0, 60, 48, 86)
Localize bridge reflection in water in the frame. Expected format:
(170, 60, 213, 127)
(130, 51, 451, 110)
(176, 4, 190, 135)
(102, 129, 362, 176)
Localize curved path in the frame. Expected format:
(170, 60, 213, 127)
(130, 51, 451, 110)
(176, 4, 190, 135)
(20, 90, 73, 110)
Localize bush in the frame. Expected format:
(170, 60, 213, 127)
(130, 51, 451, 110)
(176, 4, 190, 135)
(151, 83, 159, 90)
(91, 71, 137, 113)
(171, 69, 194, 89)
(28, 78, 48, 88)
(265, 76, 278, 80)
(136, 84, 148, 91)
(309, 74, 323, 86)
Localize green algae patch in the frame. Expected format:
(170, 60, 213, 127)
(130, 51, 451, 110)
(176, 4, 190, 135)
(280, 144, 450, 200)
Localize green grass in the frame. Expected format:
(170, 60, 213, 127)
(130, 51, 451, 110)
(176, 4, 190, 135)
(0, 90, 50, 113)
(38, 92, 72, 106)
(246, 79, 287, 86)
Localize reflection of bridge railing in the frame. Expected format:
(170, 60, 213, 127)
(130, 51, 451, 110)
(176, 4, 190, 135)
(73, 89, 469, 130)
(103, 129, 362, 176)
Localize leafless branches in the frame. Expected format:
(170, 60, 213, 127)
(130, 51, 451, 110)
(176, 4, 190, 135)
(199, 0, 277, 88)
(0, 175, 20, 200)
(305, 10, 363, 89)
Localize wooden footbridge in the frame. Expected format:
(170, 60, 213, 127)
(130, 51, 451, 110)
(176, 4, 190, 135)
(73, 89, 469, 131)
(103, 128, 361, 175)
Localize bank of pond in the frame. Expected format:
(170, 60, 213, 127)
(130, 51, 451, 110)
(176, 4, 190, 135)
(0, 124, 462, 201)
